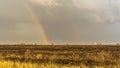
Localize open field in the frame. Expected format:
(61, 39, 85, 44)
(0, 45, 119, 68)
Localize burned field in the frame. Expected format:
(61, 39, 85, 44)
(0, 45, 119, 66)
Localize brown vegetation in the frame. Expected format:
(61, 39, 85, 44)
(0, 45, 119, 67)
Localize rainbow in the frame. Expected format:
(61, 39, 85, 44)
(22, 0, 50, 45)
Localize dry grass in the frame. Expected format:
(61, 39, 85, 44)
(0, 60, 119, 68)
(0, 45, 119, 68)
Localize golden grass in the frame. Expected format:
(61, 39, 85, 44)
(0, 60, 80, 68)
(0, 45, 119, 68)
(0, 60, 119, 68)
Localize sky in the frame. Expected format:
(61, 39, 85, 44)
(0, 0, 120, 44)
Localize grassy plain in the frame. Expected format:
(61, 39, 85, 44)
(0, 45, 119, 68)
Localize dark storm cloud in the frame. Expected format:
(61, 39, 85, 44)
(29, 0, 80, 42)
(28, 0, 120, 44)
(30, 0, 115, 23)
(0, 0, 120, 44)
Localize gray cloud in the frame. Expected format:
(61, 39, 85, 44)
(0, 0, 120, 44)
(0, 0, 48, 44)
(28, 0, 120, 44)
(30, 0, 120, 24)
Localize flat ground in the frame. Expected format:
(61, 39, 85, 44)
(0, 45, 119, 66)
